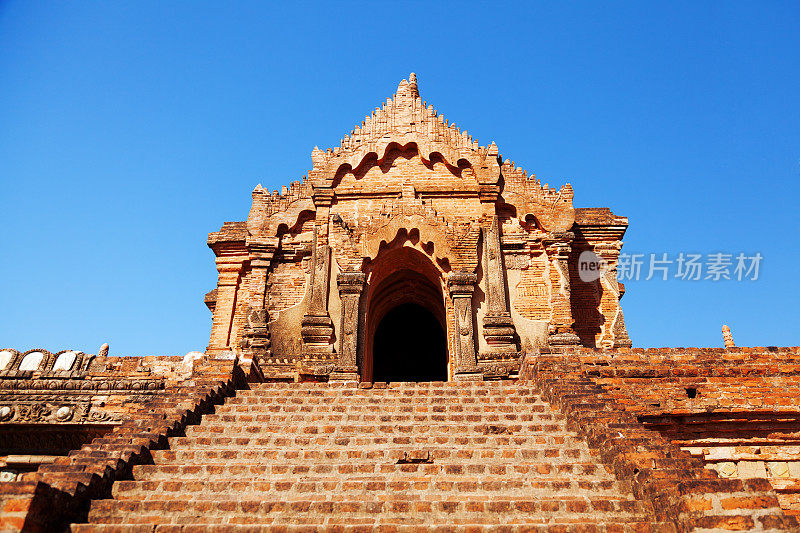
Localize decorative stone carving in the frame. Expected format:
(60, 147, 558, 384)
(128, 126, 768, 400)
(723, 325, 736, 348)
(0, 399, 128, 424)
(240, 308, 270, 358)
(447, 271, 481, 381)
(301, 227, 335, 377)
(331, 271, 366, 381)
(544, 235, 581, 347)
(16, 403, 51, 422)
(480, 217, 518, 370)
(0, 405, 14, 421)
(0, 378, 163, 392)
(241, 235, 278, 362)
(55, 405, 74, 422)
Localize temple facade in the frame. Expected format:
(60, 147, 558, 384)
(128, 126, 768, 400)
(205, 74, 631, 382)
(3, 74, 799, 532)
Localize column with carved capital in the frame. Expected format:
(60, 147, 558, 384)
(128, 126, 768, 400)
(480, 216, 519, 376)
(544, 233, 581, 347)
(330, 270, 366, 381)
(594, 243, 632, 348)
(240, 236, 279, 361)
(311, 187, 334, 244)
(447, 271, 482, 381)
(207, 258, 244, 354)
(300, 226, 336, 378)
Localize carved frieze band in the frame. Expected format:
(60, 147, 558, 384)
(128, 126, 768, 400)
(0, 378, 164, 392)
(0, 401, 125, 424)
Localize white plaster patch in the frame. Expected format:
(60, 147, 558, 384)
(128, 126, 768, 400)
(52, 351, 78, 371)
(18, 351, 44, 371)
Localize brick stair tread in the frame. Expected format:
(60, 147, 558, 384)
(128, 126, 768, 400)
(73, 524, 671, 533)
(182, 428, 574, 437)
(229, 390, 538, 394)
(241, 389, 528, 394)
(229, 389, 537, 393)
(221, 399, 544, 404)
(216, 402, 548, 407)
(111, 479, 627, 499)
(203, 414, 562, 421)
(165, 437, 587, 447)
(213, 407, 554, 413)
(244, 381, 534, 388)
(152, 448, 592, 458)
(132, 462, 610, 477)
(88, 498, 648, 523)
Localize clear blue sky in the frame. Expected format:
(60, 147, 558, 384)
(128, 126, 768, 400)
(1, 2, 798, 355)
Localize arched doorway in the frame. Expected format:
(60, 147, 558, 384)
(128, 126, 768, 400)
(372, 302, 447, 382)
(362, 246, 449, 382)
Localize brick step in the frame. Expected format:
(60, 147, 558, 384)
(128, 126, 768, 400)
(111, 477, 626, 500)
(226, 392, 545, 407)
(226, 388, 537, 395)
(214, 405, 549, 415)
(182, 423, 570, 437)
(232, 387, 535, 394)
(151, 447, 594, 463)
(72, 524, 671, 533)
(87, 498, 648, 525)
(201, 412, 561, 422)
(166, 435, 585, 448)
(216, 397, 547, 414)
(229, 388, 537, 397)
(247, 382, 524, 389)
(217, 396, 547, 413)
(133, 461, 610, 479)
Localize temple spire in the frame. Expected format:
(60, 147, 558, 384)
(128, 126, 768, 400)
(397, 72, 419, 100)
(408, 72, 418, 98)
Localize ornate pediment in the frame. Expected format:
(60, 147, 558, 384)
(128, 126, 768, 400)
(309, 73, 501, 187)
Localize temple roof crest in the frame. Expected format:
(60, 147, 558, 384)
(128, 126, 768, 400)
(309, 73, 500, 184)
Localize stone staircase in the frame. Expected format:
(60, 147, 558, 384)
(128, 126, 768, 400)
(71, 381, 664, 531)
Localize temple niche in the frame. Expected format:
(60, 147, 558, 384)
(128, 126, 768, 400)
(205, 73, 632, 382)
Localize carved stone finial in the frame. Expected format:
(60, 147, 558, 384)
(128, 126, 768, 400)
(722, 325, 735, 348)
(397, 73, 420, 100)
(408, 72, 418, 97)
(98, 343, 109, 357)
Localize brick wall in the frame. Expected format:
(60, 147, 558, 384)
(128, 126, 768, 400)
(522, 346, 800, 528)
(0, 350, 245, 531)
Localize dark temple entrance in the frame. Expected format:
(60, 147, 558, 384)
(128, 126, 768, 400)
(372, 302, 448, 382)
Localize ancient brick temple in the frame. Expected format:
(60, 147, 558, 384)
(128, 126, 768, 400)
(205, 73, 631, 383)
(2, 75, 800, 532)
